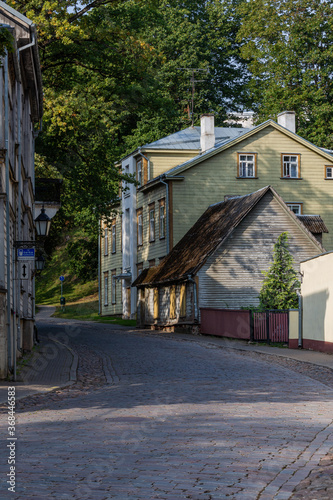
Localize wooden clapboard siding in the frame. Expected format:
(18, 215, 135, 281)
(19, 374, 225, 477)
(197, 191, 321, 310)
(100, 211, 123, 316)
(137, 185, 168, 267)
(143, 282, 193, 326)
(147, 151, 197, 179)
(172, 125, 333, 249)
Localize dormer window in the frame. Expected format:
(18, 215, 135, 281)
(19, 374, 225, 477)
(237, 153, 257, 178)
(282, 154, 300, 178)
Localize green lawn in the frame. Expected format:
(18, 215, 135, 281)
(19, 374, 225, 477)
(52, 299, 136, 326)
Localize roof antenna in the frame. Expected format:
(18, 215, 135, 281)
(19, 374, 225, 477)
(177, 68, 209, 127)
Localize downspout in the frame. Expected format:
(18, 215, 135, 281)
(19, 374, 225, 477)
(98, 225, 101, 315)
(187, 275, 198, 323)
(4, 51, 13, 372)
(137, 148, 151, 181)
(296, 290, 302, 348)
(160, 176, 169, 254)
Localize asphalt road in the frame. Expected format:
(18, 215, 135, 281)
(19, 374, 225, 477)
(1, 317, 333, 500)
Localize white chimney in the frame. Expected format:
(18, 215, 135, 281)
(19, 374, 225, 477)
(200, 114, 215, 152)
(277, 111, 296, 133)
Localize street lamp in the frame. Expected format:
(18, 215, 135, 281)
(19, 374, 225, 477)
(34, 206, 51, 237)
(35, 254, 45, 271)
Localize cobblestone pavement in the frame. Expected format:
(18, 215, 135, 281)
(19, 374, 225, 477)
(1, 319, 333, 499)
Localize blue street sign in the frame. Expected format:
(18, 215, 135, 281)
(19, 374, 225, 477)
(17, 248, 35, 260)
(59, 276, 65, 282)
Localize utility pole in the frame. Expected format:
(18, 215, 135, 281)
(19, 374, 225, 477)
(178, 67, 209, 126)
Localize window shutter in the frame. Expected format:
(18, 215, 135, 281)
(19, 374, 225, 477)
(180, 284, 186, 317)
(154, 288, 159, 319)
(170, 286, 176, 318)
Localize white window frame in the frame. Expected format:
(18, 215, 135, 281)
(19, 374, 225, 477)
(149, 207, 155, 242)
(104, 274, 108, 306)
(282, 155, 299, 178)
(111, 222, 116, 253)
(326, 166, 333, 179)
(137, 213, 143, 246)
(238, 153, 256, 178)
(123, 164, 130, 197)
(111, 270, 116, 304)
(159, 203, 165, 239)
(104, 228, 108, 255)
(287, 203, 302, 215)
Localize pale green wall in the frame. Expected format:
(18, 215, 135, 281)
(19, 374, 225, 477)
(172, 126, 333, 249)
(147, 151, 197, 179)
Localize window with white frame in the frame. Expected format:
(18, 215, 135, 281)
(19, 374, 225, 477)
(104, 227, 108, 255)
(326, 166, 333, 179)
(159, 199, 165, 239)
(111, 221, 116, 253)
(287, 203, 302, 215)
(238, 153, 256, 178)
(104, 273, 108, 306)
(137, 209, 143, 246)
(111, 270, 116, 304)
(282, 155, 300, 178)
(124, 164, 130, 197)
(149, 204, 155, 242)
(137, 159, 142, 187)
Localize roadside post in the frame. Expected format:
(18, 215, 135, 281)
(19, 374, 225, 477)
(59, 276, 65, 311)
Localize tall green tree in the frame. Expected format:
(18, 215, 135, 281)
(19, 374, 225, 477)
(238, 0, 333, 148)
(259, 232, 300, 310)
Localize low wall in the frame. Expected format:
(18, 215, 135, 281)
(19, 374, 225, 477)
(200, 308, 251, 339)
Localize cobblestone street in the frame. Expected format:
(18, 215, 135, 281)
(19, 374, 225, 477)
(1, 315, 333, 499)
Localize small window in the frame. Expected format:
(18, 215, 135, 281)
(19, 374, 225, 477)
(137, 159, 142, 187)
(104, 272, 109, 306)
(149, 204, 155, 242)
(287, 203, 302, 215)
(149, 259, 155, 268)
(137, 263, 143, 276)
(137, 209, 143, 246)
(123, 164, 130, 197)
(111, 220, 116, 253)
(104, 228, 108, 255)
(238, 153, 256, 178)
(159, 199, 165, 239)
(111, 269, 116, 304)
(325, 166, 333, 179)
(282, 154, 300, 178)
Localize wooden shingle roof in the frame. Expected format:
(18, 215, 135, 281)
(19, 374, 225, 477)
(296, 215, 329, 234)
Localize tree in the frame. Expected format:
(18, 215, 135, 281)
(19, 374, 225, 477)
(237, 0, 333, 148)
(259, 232, 300, 310)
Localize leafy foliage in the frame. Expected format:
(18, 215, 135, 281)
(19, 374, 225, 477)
(259, 232, 300, 310)
(0, 26, 14, 59)
(238, 0, 333, 147)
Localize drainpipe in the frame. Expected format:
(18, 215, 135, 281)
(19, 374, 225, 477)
(4, 51, 13, 373)
(98, 224, 101, 315)
(296, 290, 302, 348)
(160, 176, 169, 254)
(137, 148, 151, 181)
(187, 275, 198, 323)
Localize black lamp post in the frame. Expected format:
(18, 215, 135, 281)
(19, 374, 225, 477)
(35, 206, 51, 237)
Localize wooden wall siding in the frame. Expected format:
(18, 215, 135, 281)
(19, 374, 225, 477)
(100, 212, 123, 316)
(148, 151, 197, 179)
(197, 191, 321, 310)
(172, 126, 333, 250)
(137, 185, 168, 267)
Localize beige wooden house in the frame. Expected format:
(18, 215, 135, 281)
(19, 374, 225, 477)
(133, 186, 324, 330)
(100, 111, 333, 319)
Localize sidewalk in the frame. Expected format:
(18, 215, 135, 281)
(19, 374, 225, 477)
(0, 306, 77, 404)
(1, 306, 333, 404)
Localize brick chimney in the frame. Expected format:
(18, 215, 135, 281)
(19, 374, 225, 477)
(277, 111, 296, 133)
(200, 114, 215, 152)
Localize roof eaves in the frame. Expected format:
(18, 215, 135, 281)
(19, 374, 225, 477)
(0, 1, 33, 28)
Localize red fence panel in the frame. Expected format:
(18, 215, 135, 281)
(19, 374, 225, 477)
(200, 308, 251, 339)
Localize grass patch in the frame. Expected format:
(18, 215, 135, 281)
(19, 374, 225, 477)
(51, 298, 136, 327)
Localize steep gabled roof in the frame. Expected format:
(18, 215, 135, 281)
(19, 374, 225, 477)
(155, 120, 333, 179)
(133, 186, 325, 288)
